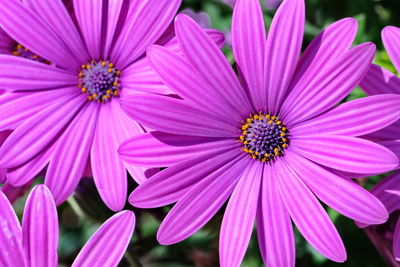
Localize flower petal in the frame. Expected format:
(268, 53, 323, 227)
(360, 64, 400, 95)
(370, 171, 400, 214)
(103, 0, 124, 59)
(72, 211, 135, 267)
(290, 135, 398, 174)
(285, 150, 388, 224)
(363, 121, 400, 141)
(220, 161, 262, 267)
(46, 103, 99, 206)
(276, 158, 346, 262)
(394, 220, 400, 261)
(257, 164, 295, 267)
(291, 94, 400, 137)
(281, 43, 375, 126)
(22, 185, 58, 267)
(157, 156, 249, 245)
(129, 140, 241, 208)
(382, 26, 400, 73)
(264, 0, 304, 113)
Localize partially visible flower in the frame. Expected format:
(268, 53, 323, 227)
(0, 184, 135, 266)
(120, 0, 397, 266)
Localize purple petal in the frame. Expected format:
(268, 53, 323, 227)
(0, 191, 25, 267)
(129, 141, 241, 208)
(370, 171, 400, 214)
(377, 140, 400, 161)
(22, 185, 58, 267)
(121, 94, 238, 137)
(285, 150, 388, 224)
(111, 0, 182, 69)
(46, 103, 99, 206)
(103, 0, 124, 59)
(291, 94, 400, 137)
(382, 26, 400, 73)
(360, 64, 400, 95)
(220, 161, 262, 267)
(0, 56, 77, 91)
(281, 43, 375, 126)
(0, 93, 84, 168)
(290, 135, 398, 174)
(157, 156, 249, 245)
(72, 211, 135, 267)
(175, 14, 252, 116)
(394, 220, 400, 261)
(257, 164, 295, 267)
(0, 0, 80, 70)
(232, 0, 266, 111)
(363, 121, 400, 141)
(276, 158, 347, 262)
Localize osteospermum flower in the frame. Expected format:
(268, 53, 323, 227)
(0, 0, 196, 211)
(0, 185, 135, 266)
(120, 0, 400, 265)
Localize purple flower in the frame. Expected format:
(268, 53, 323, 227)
(120, 0, 399, 265)
(222, 0, 281, 10)
(0, 184, 135, 266)
(0, 0, 194, 211)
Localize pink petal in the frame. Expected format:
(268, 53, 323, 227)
(72, 211, 135, 267)
(157, 156, 249, 245)
(290, 135, 398, 174)
(46, 103, 99, 206)
(370, 171, 400, 214)
(22, 185, 58, 267)
(220, 161, 262, 267)
(276, 158, 346, 262)
(394, 220, 400, 261)
(382, 26, 400, 73)
(264, 0, 304, 114)
(129, 141, 242, 208)
(360, 64, 400, 95)
(363, 121, 400, 141)
(103, 0, 124, 59)
(378, 140, 400, 160)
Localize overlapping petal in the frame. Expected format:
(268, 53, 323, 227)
(360, 64, 400, 95)
(382, 26, 400, 73)
(370, 171, 400, 214)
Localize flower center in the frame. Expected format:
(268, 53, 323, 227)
(240, 112, 289, 162)
(78, 60, 121, 103)
(12, 43, 48, 63)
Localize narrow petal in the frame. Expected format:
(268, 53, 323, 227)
(220, 161, 262, 267)
(111, 0, 182, 69)
(22, 185, 58, 267)
(157, 156, 249, 245)
(72, 211, 135, 267)
(264, 0, 304, 113)
(394, 220, 400, 261)
(121, 94, 238, 138)
(0, 56, 77, 91)
(0, 0, 80, 70)
(0, 191, 25, 267)
(103, 0, 124, 59)
(46, 103, 99, 206)
(290, 135, 398, 174)
(276, 158, 347, 262)
(129, 141, 242, 208)
(285, 150, 388, 224)
(175, 14, 252, 116)
(281, 43, 375, 126)
(0, 94, 84, 168)
(370, 172, 400, 214)
(257, 164, 295, 267)
(382, 26, 400, 73)
(291, 94, 400, 137)
(363, 121, 400, 141)
(232, 0, 266, 111)
(360, 64, 400, 95)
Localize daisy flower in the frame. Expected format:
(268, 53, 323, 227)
(120, 0, 399, 265)
(0, 184, 135, 266)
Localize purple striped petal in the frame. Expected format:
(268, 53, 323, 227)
(291, 94, 400, 137)
(103, 0, 124, 59)
(382, 26, 400, 73)
(0, 93, 84, 168)
(0, 56, 77, 91)
(360, 64, 400, 96)
(0, 191, 25, 267)
(257, 164, 295, 267)
(232, 0, 266, 111)
(281, 43, 375, 126)
(157, 156, 249, 245)
(285, 150, 388, 224)
(394, 220, 400, 261)
(370, 171, 400, 214)
(220, 161, 262, 267)
(175, 14, 252, 116)
(111, 0, 182, 69)
(72, 211, 135, 267)
(363, 121, 400, 141)
(121, 94, 238, 138)
(0, 0, 79, 70)
(22, 185, 58, 267)
(46, 103, 99, 206)
(129, 141, 241, 208)
(276, 158, 346, 262)
(290, 135, 398, 174)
